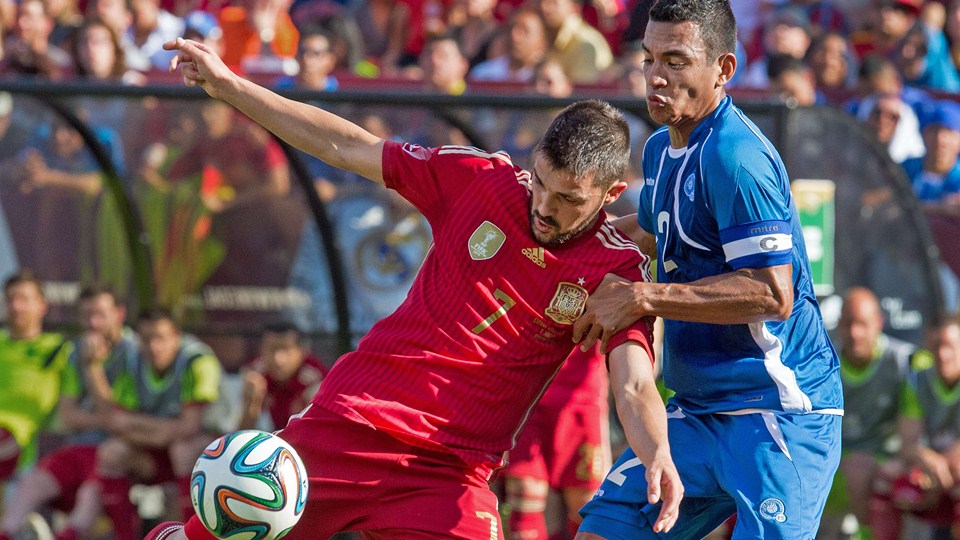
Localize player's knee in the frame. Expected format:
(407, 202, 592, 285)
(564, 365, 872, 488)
(96, 438, 132, 473)
(562, 487, 595, 517)
(168, 434, 210, 477)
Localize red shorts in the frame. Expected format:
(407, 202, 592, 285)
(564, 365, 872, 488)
(36, 445, 98, 512)
(0, 427, 21, 481)
(504, 400, 609, 490)
(185, 405, 503, 540)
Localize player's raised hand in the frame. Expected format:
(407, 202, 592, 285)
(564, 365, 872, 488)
(573, 273, 642, 354)
(163, 37, 233, 100)
(645, 451, 683, 533)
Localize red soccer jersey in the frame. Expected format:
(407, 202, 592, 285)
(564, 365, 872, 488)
(314, 142, 654, 476)
(249, 355, 327, 430)
(539, 345, 609, 409)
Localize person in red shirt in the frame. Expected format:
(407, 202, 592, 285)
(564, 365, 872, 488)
(238, 322, 327, 431)
(147, 36, 681, 540)
(505, 345, 611, 540)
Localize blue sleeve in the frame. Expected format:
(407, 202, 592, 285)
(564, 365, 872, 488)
(704, 142, 793, 269)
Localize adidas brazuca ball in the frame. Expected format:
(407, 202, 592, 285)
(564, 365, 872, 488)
(191, 430, 309, 540)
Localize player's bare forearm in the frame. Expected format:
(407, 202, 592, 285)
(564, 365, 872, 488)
(57, 397, 105, 432)
(164, 38, 385, 184)
(608, 341, 682, 532)
(112, 407, 203, 448)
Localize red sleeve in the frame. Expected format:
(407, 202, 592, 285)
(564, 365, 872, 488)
(607, 316, 656, 366)
(381, 141, 508, 224)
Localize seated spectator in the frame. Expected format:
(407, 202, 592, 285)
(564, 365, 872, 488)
(851, 0, 922, 59)
(92, 307, 221, 540)
(420, 32, 469, 95)
(857, 92, 925, 164)
(870, 317, 960, 540)
(892, 21, 960, 93)
(0, 0, 70, 78)
(70, 17, 145, 85)
(446, 0, 499, 69)
(219, 0, 299, 75)
(274, 27, 338, 91)
(739, 6, 813, 89)
(123, 0, 183, 72)
(181, 10, 222, 55)
(826, 287, 919, 538)
(0, 271, 72, 483)
(537, 0, 612, 83)
(805, 31, 857, 103)
(469, 8, 547, 83)
(767, 54, 826, 107)
(86, 0, 133, 44)
(945, 0, 960, 68)
(238, 322, 326, 432)
(45, 0, 82, 48)
(615, 39, 646, 98)
(0, 284, 137, 540)
(799, 0, 851, 37)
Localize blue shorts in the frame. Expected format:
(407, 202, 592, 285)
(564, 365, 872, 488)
(579, 407, 841, 539)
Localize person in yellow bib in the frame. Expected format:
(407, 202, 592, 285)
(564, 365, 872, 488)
(0, 270, 72, 481)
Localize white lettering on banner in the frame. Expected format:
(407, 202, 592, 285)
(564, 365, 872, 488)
(202, 286, 313, 311)
(881, 297, 922, 330)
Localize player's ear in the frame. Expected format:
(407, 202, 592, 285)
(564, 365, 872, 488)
(603, 180, 628, 204)
(717, 52, 737, 87)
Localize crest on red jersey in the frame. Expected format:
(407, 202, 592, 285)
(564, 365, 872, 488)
(545, 282, 588, 325)
(468, 221, 506, 260)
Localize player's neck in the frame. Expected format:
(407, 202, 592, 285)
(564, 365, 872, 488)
(667, 91, 726, 149)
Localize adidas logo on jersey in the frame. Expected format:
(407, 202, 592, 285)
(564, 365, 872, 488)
(522, 247, 546, 268)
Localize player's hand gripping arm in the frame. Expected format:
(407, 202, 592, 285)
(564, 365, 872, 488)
(608, 341, 682, 533)
(163, 38, 386, 184)
(573, 264, 794, 354)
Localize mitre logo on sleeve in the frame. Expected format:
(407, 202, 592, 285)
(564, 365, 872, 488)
(468, 221, 506, 260)
(545, 282, 589, 325)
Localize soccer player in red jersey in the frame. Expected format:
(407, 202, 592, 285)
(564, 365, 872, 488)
(148, 36, 682, 540)
(238, 322, 327, 431)
(505, 345, 611, 540)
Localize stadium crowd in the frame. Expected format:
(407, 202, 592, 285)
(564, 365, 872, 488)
(1, 0, 960, 539)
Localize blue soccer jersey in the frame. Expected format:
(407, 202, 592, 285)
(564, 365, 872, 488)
(637, 96, 842, 415)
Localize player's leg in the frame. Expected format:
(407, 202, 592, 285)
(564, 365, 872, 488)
(504, 407, 551, 539)
(0, 466, 60, 535)
(0, 427, 20, 483)
(578, 408, 736, 539)
(94, 437, 156, 540)
(169, 432, 216, 520)
(716, 412, 841, 538)
(554, 403, 611, 538)
(838, 451, 879, 527)
(12, 445, 101, 540)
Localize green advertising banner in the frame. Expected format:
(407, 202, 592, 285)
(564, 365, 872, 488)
(792, 179, 836, 297)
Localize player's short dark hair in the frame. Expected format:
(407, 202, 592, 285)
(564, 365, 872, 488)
(4, 269, 45, 298)
(137, 306, 177, 328)
(536, 100, 630, 190)
(78, 283, 121, 305)
(648, 0, 737, 59)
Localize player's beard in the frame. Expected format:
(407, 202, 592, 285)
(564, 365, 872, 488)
(529, 206, 600, 247)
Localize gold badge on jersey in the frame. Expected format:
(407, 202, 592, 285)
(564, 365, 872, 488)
(545, 282, 589, 325)
(468, 221, 506, 261)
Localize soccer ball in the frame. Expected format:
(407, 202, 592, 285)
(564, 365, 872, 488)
(191, 430, 309, 540)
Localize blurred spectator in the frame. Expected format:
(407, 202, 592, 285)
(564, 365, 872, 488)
(532, 56, 572, 97)
(537, 0, 612, 83)
(92, 307, 220, 540)
(857, 92, 926, 164)
(891, 21, 960, 92)
(853, 53, 931, 116)
(827, 287, 919, 536)
(945, 0, 960, 68)
(615, 39, 646, 98)
(446, 0, 499, 68)
(903, 101, 960, 315)
(274, 27, 338, 90)
(767, 54, 826, 107)
(182, 9, 223, 55)
(740, 6, 813, 88)
(797, 0, 851, 37)
(420, 32, 468, 94)
(0, 92, 31, 163)
(0, 284, 137, 540)
(805, 31, 857, 103)
(870, 317, 960, 540)
(122, 0, 183, 72)
(86, 0, 132, 40)
(0, 271, 71, 483)
(0, 0, 70, 78)
(354, 0, 411, 74)
(219, 0, 299, 75)
(851, 0, 922, 59)
(468, 7, 546, 83)
(45, 0, 82, 47)
(238, 322, 326, 431)
(70, 17, 145, 85)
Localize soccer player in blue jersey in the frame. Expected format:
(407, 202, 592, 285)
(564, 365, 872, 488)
(571, 0, 843, 538)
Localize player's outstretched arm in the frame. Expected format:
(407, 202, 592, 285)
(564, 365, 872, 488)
(574, 264, 794, 353)
(163, 38, 385, 184)
(608, 341, 682, 533)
